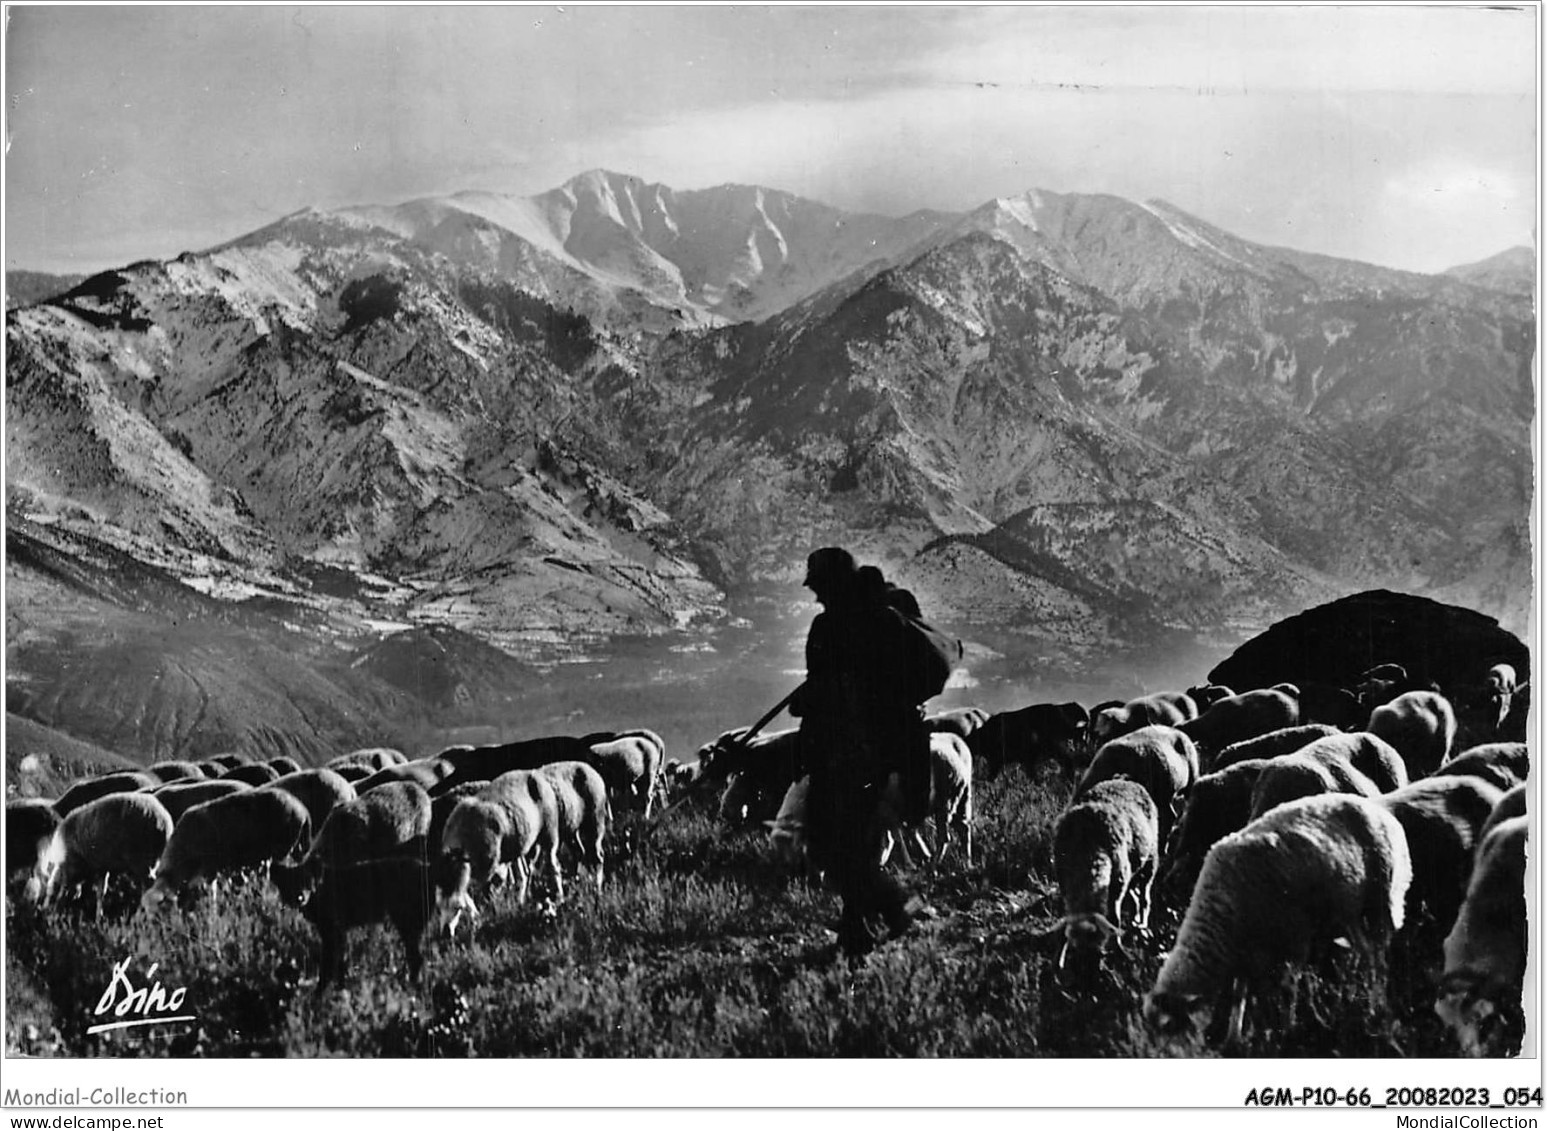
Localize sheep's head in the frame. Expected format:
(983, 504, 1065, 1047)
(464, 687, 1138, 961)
(1436, 972, 1519, 1057)
(1058, 913, 1123, 970)
(1143, 989, 1210, 1035)
(139, 877, 178, 915)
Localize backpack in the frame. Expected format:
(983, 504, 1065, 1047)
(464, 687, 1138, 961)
(894, 609, 962, 705)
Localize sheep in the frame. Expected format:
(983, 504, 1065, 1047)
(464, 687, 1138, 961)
(1431, 743, 1529, 792)
(150, 779, 252, 823)
(925, 706, 990, 739)
(428, 782, 488, 859)
(435, 771, 562, 931)
(1144, 792, 1411, 1045)
(1074, 725, 1197, 842)
(699, 726, 803, 827)
(219, 762, 282, 787)
(303, 855, 434, 991)
(356, 759, 454, 795)
(1482, 663, 1517, 734)
(966, 701, 1091, 779)
(428, 735, 595, 795)
(1159, 758, 1271, 901)
(535, 760, 610, 892)
(264, 768, 357, 833)
(30, 793, 175, 910)
(1374, 776, 1503, 928)
(54, 771, 156, 818)
(273, 781, 433, 907)
(1305, 732, 1408, 793)
(6, 798, 61, 888)
(324, 747, 405, 774)
(1294, 683, 1365, 730)
(1091, 692, 1197, 746)
(146, 761, 207, 784)
(194, 760, 225, 777)
(1177, 689, 1299, 763)
(1185, 684, 1236, 713)
(1435, 816, 1528, 1057)
(332, 764, 374, 784)
(1368, 690, 1457, 779)
(1351, 663, 1438, 709)
(1050, 779, 1160, 969)
(1477, 784, 1527, 848)
(1247, 744, 1380, 821)
(140, 787, 312, 910)
(1499, 680, 1530, 742)
(1210, 724, 1341, 771)
(584, 731, 665, 818)
(208, 753, 252, 770)
(267, 756, 304, 777)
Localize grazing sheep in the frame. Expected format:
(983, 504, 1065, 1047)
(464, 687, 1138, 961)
(1145, 793, 1411, 1045)
(1306, 732, 1409, 793)
(925, 706, 990, 739)
(273, 781, 433, 906)
(966, 701, 1091, 779)
(31, 793, 175, 909)
(54, 771, 157, 818)
(1482, 663, 1517, 734)
(141, 788, 312, 910)
(1210, 725, 1340, 772)
(146, 761, 207, 784)
(150, 779, 252, 823)
(1294, 683, 1365, 730)
(435, 771, 562, 930)
(585, 731, 665, 818)
(324, 748, 405, 774)
(1368, 690, 1457, 779)
(535, 761, 610, 892)
(1160, 759, 1271, 901)
(1185, 684, 1236, 713)
(208, 753, 252, 770)
(877, 731, 975, 868)
(303, 855, 433, 991)
(356, 759, 454, 796)
(219, 762, 282, 787)
(194, 760, 225, 777)
(1435, 816, 1528, 1057)
(429, 736, 595, 795)
(1091, 692, 1198, 747)
(1432, 743, 1529, 792)
(1178, 689, 1299, 762)
(1375, 776, 1503, 928)
(701, 727, 803, 827)
(6, 798, 61, 887)
(267, 756, 304, 777)
(265, 768, 357, 834)
(1477, 784, 1527, 848)
(1051, 779, 1160, 968)
(428, 782, 488, 859)
(332, 763, 374, 784)
(1075, 725, 1197, 842)
(1247, 744, 1381, 820)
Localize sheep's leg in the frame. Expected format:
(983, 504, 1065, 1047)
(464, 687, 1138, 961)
(588, 824, 605, 890)
(1132, 859, 1156, 929)
(545, 835, 565, 903)
(512, 857, 531, 906)
(1223, 980, 1249, 1049)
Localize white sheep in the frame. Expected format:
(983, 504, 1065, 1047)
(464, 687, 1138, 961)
(1090, 691, 1198, 746)
(1368, 690, 1457, 779)
(1435, 815, 1528, 1056)
(1177, 688, 1299, 763)
(1144, 792, 1411, 1045)
(1075, 724, 1197, 842)
(585, 731, 665, 817)
(435, 770, 562, 933)
(150, 779, 252, 823)
(53, 771, 157, 818)
(1374, 775, 1503, 928)
(1050, 778, 1159, 968)
(877, 731, 974, 868)
(31, 792, 174, 910)
(1246, 742, 1381, 820)
(535, 760, 611, 892)
(1210, 725, 1340, 772)
(1432, 743, 1529, 793)
(141, 787, 312, 910)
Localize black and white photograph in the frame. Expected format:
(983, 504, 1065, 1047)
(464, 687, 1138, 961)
(0, 0, 1539, 1107)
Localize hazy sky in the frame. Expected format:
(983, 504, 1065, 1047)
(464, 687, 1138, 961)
(3, 4, 1537, 274)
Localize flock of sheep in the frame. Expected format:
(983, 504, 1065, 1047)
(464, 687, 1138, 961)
(2, 657, 1530, 1057)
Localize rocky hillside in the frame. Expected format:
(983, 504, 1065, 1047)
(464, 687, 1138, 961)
(4, 174, 1533, 761)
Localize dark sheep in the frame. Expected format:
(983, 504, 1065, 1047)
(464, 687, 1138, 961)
(428, 736, 595, 795)
(208, 753, 253, 770)
(303, 855, 433, 991)
(1375, 776, 1504, 928)
(1159, 758, 1271, 901)
(356, 759, 454, 796)
(195, 760, 225, 778)
(147, 761, 208, 784)
(265, 768, 357, 833)
(220, 762, 282, 787)
(273, 781, 433, 907)
(966, 701, 1091, 779)
(1210, 724, 1340, 772)
(1477, 784, 1527, 848)
(6, 798, 61, 886)
(54, 772, 157, 819)
(141, 788, 312, 910)
(1295, 683, 1365, 730)
(1185, 685, 1235, 713)
(267, 756, 305, 777)
(1178, 689, 1299, 762)
(333, 764, 374, 784)
(428, 783, 488, 859)
(697, 726, 803, 827)
(925, 706, 990, 739)
(1431, 743, 1529, 792)
(150, 779, 252, 823)
(1368, 690, 1457, 779)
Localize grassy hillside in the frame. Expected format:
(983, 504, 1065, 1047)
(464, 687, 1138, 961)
(4, 769, 1481, 1058)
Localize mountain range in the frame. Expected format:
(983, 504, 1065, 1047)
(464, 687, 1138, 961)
(4, 170, 1534, 766)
